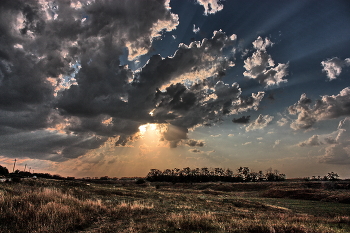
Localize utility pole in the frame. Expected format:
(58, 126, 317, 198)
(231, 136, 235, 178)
(13, 159, 17, 173)
(24, 164, 27, 172)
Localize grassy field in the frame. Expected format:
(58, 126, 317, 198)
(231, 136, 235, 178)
(1, 179, 350, 232)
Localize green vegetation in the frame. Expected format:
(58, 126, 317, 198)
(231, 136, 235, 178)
(1, 178, 350, 232)
(146, 167, 286, 183)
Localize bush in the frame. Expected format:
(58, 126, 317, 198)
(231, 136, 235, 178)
(0, 165, 9, 175)
(135, 178, 146, 184)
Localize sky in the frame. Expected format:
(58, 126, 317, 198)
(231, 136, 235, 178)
(1, 0, 350, 179)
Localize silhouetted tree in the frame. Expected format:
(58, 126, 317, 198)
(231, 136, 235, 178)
(327, 172, 340, 181)
(0, 165, 9, 175)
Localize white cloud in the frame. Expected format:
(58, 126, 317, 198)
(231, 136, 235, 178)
(273, 139, 281, 148)
(243, 36, 289, 86)
(277, 117, 288, 126)
(321, 57, 350, 80)
(298, 135, 322, 147)
(193, 24, 200, 34)
(196, 0, 224, 15)
(245, 114, 274, 131)
(289, 87, 350, 130)
(294, 117, 350, 164)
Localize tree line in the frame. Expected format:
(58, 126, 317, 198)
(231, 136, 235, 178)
(0, 164, 65, 180)
(146, 167, 286, 183)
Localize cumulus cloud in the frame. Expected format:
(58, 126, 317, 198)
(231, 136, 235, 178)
(0, 0, 267, 161)
(320, 117, 350, 164)
(289, 87, 350, 130)
(243, 37, 289, 86)
(298, 135, 323, 147)
(321, 57, 350, 80)
(196, 0, 224, 15)
(245, 114, 274, 131)
(295, 117, 350, 164)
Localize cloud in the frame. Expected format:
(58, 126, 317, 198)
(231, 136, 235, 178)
(185, 139, 205, 147)
(243, 36, 289, 86)
(0, 1, 266, 162)
(289, 87, 350, 130)
(320, 117, 350, 164)
(189, 149, 202, 153)
(298, 135, 323, 147)
(242, 142, 252, 145)
(273, 140, 281, 148)
(295, 117, 350, 164)
(196, 0, 224, 15)
(321, 57, 350, 80)
(277, 117, 288, 126)
(245, 114, 274, 131)
(232, 116, 250, 124)
(193, 24, 200, 34)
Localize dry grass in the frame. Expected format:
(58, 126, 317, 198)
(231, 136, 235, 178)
(1, 179, 350, 232)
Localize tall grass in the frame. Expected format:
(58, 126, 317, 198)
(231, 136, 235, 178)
(0, 185, 106, 232)
(1, 180, 349, 232)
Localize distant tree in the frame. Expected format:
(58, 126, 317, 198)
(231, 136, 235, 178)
(327, 172, 340, 181)
(0, 165, 9, 175)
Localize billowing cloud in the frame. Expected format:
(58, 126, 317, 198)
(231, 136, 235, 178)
(245, 114, 274, 131)
(196, 0, 224, 15)
(0, 0, 267, 162)
(321, 57, 350, 80)
(320, 117, 350, 164)
(298, 135, 323, 147)
(243, 37, 289, 86)
(289, 87, 350, 130)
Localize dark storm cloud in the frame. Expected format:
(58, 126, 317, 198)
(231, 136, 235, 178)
(0, 0, 267, 160)
(0, 0, 179, 159)
(0, 129, 108, 161)
(289, 87, 350, 130)
(232, 116, 250, 124)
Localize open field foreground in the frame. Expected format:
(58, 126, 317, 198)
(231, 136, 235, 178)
(1, 179, 350, 233)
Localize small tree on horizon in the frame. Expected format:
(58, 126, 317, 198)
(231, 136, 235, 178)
(0, 165, 9, 175)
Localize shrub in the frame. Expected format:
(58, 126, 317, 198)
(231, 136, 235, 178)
(135, 178, 146, 184)
(0, 165, 9, 175)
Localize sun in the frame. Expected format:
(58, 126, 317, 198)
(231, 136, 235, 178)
(138, 123, 158, 135)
